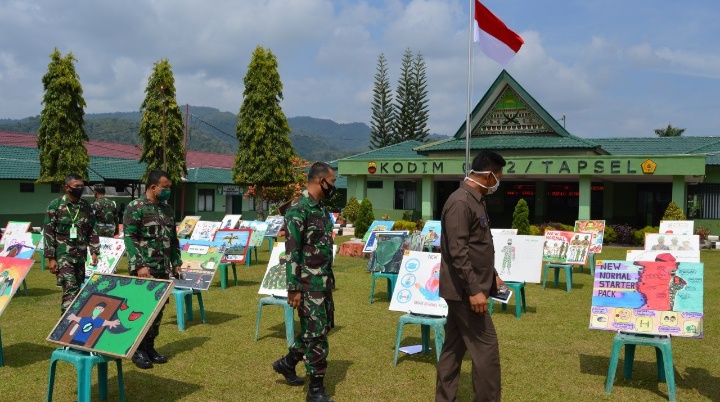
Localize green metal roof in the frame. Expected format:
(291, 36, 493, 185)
(0, 145, 102, 181)
(416, 136, 599, 153)
(340, 140, 427, 160)
(89, 156, 146, 181)
(186, 167, 234, 184)
(593, 137, 718, 155)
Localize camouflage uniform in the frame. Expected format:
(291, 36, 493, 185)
(285, 190, 335, 378)
(92, 196, 117, 237)
(123, 195, 181, 340)
(43, 195, 100, 312)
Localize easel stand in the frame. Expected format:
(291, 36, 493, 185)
(393, 312, 446, 365)
(605, 332, 676, 402)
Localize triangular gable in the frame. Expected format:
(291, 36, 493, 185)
(454, 70, 574, 139)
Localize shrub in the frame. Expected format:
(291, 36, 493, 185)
(610, 224, 634, 245)
(662, 200, 686, 220)
(696, 226, 710, 240)
(392, 220, 417, 232)
(354, 198, 375, 238)
(402, 210, 413, 221)
(633, 225, 659, 246)
(529, 225, 541, 236)
(343, 196, 360, 223)
(603, 226, 617, 244)
(511, 199, 531, 235)
(537, 221, 570, 233)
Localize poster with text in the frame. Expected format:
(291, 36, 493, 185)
(239, 221, 269, 247)
(362, 220, 395, 243)
(258, 243, 287, 297)
(190, 221, 222, 241)
(493, 235, 544, 283)
(589, 258, 703, 338)
(420, 220, 442, 248)
(47, 274, 173, 358)
(1, 221, 31, 245)
(85, 237, 126, 277)
(389, 251, 447, 317)
(368, 232, 409, 274)
(177, 216, 201, 238)
(0, 232, 38, 259)
(214, 229, 252, 263)
(490, 228, 518, 236)
(264, 215, 285, 238)
(0, 257, 34, 317)
(542, 230, 592, 265)
(627, 249, 700, 263)
(175, 239, 224, 290)
(219, 214, 242, 230)
(574, 220, 606, 254)
(363, 230, 409, 253)
(659, 220, 695, 236)
(645, 234, 699, 252)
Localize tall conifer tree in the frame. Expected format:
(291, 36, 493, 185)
(392, 48, 415, 143)
(410, 52, 429, 142)
(370, 53, 394, 149)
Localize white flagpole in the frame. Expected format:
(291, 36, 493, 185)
(464, 0, 474, 177)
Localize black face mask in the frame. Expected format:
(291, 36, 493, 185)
(321, 179, 336, 199)
(68, 186, 84, 199)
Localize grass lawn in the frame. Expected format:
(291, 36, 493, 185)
(1, 238, 718, 401)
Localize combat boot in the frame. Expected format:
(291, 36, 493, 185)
(272, 356, 304, 386)
(145, 338, 168, 364)
(132, 348, 153, 370)
(307, 376, 334, 402)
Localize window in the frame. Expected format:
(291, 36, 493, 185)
(19, 183, 34, 193)
(394, 181, 417, 210)
(367, 181, 383, 189)
(247, 198, 268, 211)
(198, 189, 215, 212)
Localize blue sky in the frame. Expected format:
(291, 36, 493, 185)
(1, 0, 718, 141)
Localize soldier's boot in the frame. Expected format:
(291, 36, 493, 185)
(145, 337, 168, 364)
(272, 355, 304, 386)
(132, 345, 154, 370)
(307, 376, 334, 402)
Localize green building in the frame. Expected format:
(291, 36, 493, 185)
(338, 70, 720, 232)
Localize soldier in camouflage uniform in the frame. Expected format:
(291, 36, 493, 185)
(92, 184, 117, 237)
(123, 169, 182, 370)
(44, 174, 100, 313)
(273, 162, 336, 402)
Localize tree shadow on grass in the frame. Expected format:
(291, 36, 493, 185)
(258, 323, 346, 343)
(18, 288, 57, 297)
(680, 367, 720, 401)
(123, 371, 203, 400)
(202, 311, 241, 326)
(3, 342, 56, 367)
(325, 359, 352, 396)
(161, 336, 212, 357)
(579, 353, 675, 400)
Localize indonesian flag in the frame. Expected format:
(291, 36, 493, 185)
(473, 0, 524, 66)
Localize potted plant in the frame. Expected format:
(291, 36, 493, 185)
(696, 226, 711, 248)
(336, 214, 346, 225)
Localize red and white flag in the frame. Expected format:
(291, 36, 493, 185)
(473, 0, 524, 66)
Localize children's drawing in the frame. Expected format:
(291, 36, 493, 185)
(542, 230, 591, 265)
(189, 221, 222, 241)
(0, 221, 31, 245)
(363, 230, 409, 253)
(213, 229, 252, 263)
(177, 216, 201, 238)
(264, 215, 285, 238)
(420, 220, 442, 248)
(175, 239, 224, 290)
(0, 232, 38, 259)
(493, 235, 544, 283)
(361, 220, 395, 243)
(258, 243, 288, 297)
(490, 228, 518, 236)
(659, 220, 694, 235)
(47, 274, 173, 358)
(627, 249, 700, 263)
(389, 251, 447, 317)
(0, 257, 34, 317)
(574, 220, 606, 254)
(85, 237, 126, 277)
(368, 232, 408, 273)
(645, 234, 698, 252)
(220, 214, 242, 229)
(238, 221, 269, 247)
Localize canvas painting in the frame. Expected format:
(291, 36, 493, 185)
(258, 243, 288, 297)
(1, 221, 31, 245)
(213, 229, 252, 263)
(574, 220, 606, 254)
(0, 232, 38, 259)
(645, 234, 699, 252)
(175, 239, 224, 290)
(368, 232, 409, 274)
(85, 237, 126, 277)
(219, 214, 242, 230)
(46, 274, 173, 358)
(189, 221, 222, 241)
(0, 257, 34, 317)
(420, 220, 442, 248)
(406, 231, 425, 252)
(32, 232, 44, 251)
(177, 216, 201, 238)
(493, 235, 545, 283)
(389, 251, 447, 317)
(361, 220, 395, 243)
(239, 221, 269, 247)
(542, 230, 592, 265)
(589, 258, 703, 338)
(490, 228, 518, 236)
(627, 249, 700, 263)
(363, 230, 409, 253)
(659, 220, 695, 236)
(264, 215, 285, 238)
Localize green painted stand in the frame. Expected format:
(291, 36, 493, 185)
(542, 263, 573, 292)
(46, 348, 125, 402)
(218, 262, 238, 290)
(393, 313, 446, 365)
(254, 296, 295, 347)
(488, 281, 527, 318)
(369, 272, 398, 304)
(172, 288, 206, 331)
(605, 332, 676, 402)
(245, 246, 258, 266)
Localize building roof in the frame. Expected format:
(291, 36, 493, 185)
(594, 137, 720, 165)
(186, 167, 233, 184)
(416, 136, 600, 153)
(340, 140, 427, 160)
(0, 145, 103, 181)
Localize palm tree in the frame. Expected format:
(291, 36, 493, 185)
(654, 124, 685, 137)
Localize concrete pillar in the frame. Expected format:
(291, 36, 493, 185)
(421, 176, 435, 220)
(347, 176, 367, 201)
(578, 175, 591, 220)
(672, 175, 687, 213)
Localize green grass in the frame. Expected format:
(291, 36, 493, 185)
(1, 239, 719, 401)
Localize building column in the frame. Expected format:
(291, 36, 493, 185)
(578, 175, 591, 220)
(672, 175, 686, 213)
(347, 176, 367, 201)
(421, 176, 435, 220)
(602, 182, 614, 221)
(535, 181, 546, 223)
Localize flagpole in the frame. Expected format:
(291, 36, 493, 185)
(464, 0, 473, 177)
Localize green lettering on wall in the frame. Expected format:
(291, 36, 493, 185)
(559, 161, 571, 174)
(627, 161, 637, 173)
(542, 160, 553, 173)
(433, 162, 444, 173)
(422, 162, 428, 173)
(380, 163, 389, 174)
(408, 162, 417, 173)
(594, 160, 604, 173)
(611, 160, 620, 174)
(393, 162, 403, 173)
(578, 160, 588, 172)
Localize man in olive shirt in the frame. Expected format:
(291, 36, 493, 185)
(436, 151, 507, 402)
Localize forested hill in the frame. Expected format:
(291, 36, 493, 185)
(0, 107, 448, 161)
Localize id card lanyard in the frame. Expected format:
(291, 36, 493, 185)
(68, 203, 81, 239)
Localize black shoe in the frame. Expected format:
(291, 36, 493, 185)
(272, 357, 304, 386)
(307, 385, 334, 402)
(132, 349, 153, 370)
(145, 339, 168, 364)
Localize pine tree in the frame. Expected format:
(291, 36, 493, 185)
(392, 48, 415, 143)
(370, 53, 394, 149)
(232, 46, 296, 220)
(512, 199, 531, 235)
(410, 51, 429, 142)
(354, 198, 375, 238)
(138, 59, 187, 184)
(37, 49, 90, 183)
(662, 200, 687, 220)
